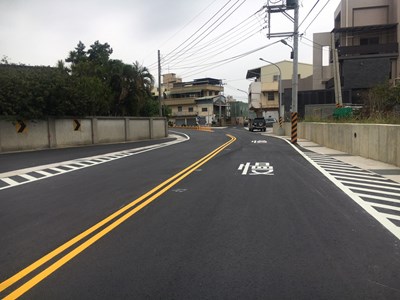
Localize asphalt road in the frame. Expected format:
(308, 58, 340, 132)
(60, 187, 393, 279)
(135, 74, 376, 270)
(1, 127, 400, 299)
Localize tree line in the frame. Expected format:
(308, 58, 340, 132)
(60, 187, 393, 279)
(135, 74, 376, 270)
(0, 41, 161, 120)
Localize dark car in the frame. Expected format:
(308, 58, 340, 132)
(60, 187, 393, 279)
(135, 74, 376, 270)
(265, 117, 277, 127)
(249, 117, 266, 132)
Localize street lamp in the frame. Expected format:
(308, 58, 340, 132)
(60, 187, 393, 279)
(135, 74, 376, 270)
(259, 58, 283, 129)
(281, 39, 294, 59)
(236, 88, 248, 95)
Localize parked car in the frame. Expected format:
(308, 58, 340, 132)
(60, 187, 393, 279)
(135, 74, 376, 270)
(265, 117, 277, 127)
(249, 117, 266, 132)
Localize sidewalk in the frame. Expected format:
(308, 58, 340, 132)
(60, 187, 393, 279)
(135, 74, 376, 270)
(270, 133, 400, 184)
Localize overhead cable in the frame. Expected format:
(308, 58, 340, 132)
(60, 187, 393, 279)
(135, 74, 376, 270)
(163, 0, 248, 66)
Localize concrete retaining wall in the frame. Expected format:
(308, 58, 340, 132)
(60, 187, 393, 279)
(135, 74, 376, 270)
(0, 117, 168, 152)
(275, 122, 400, 167)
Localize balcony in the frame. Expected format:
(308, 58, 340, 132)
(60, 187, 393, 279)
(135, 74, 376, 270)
(338, 43, 398, 58)
(162, 97, 197, 106)
(172, 111, 198, 117)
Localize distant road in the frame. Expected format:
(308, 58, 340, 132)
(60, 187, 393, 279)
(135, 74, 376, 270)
(1, 128, 400, 299)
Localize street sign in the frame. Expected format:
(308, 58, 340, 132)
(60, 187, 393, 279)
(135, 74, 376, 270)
(16, 120, 27, 133)
(73, 119, 81, 131)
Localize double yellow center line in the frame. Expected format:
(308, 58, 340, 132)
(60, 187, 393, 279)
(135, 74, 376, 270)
(0, 134, 236, 300)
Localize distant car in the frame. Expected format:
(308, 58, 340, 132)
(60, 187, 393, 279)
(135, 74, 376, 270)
(265, 117, 277, 127)
(249, 117, 266, 132)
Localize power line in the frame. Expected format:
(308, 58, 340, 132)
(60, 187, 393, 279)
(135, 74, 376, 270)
(298, 0, 320, 29)
(144, 0, 220, 65)
(167, 12, 262, 68)
(301, 35, 330, 52)
(301, 0, 331, 34)
(170, 23, 263, 70)
(164, 0, 248, 66)
(179, 40, 280, 78)
(162, 0, 238, 64)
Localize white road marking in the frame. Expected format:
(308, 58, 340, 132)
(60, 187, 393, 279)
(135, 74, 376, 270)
(276, 137, 400, 240)
(359, 194, 400, 203)
(371, 203, 400, 212)
(19, 174, 38, 181)
(2, 178, 19, 186)
(0, 134, 189, 191)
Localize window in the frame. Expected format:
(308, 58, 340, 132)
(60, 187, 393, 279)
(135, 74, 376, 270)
(202, 107, 208, 112)
(322, 46, 330, 66)
(188, 107, 193, 112)
(178, 106, 182, 112)
(360, 37, 379, 45)
(267, 92, 275, 101)
(273, 75, 280, 82)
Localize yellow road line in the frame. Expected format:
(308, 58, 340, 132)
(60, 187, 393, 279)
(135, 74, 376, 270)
(1, 134, 236, 300)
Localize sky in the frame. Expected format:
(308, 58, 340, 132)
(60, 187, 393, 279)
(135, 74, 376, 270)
(0, 0, 341, 102)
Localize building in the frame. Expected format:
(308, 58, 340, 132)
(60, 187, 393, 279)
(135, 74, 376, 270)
(313, 0, 400, 94)
(226, 96, 249, 125)
(250, 0, 400, 120)
(161, 75, 226, 126)
(246, 60, 313, 119)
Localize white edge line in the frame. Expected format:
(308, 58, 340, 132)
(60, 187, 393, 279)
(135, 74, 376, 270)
(271, 135, 400, 241)
(0, 134, 190, 191)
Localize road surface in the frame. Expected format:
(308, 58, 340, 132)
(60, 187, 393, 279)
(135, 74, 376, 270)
(1, 127, 400, 299)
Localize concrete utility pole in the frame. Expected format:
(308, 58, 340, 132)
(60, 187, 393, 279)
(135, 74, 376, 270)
(331, 33, 343, 107)
(291, 1, 299, 144)
(265, 0, 299, 143)
(157, 50, 162, 117)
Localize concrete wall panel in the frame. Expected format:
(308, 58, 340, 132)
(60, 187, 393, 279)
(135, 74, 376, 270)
(153, 119, 167, 138)
(358, 125, 370, 158)
(0, 117, 167, 152)
(129, 119, 151, 140)
(55, 119, 92, 146)
(280, 122, 400, 167)
(387, 126, 398, 165)
(97, 119, 125, 143)
(368, 126, 380, 161)
(0, 120, 48, 151)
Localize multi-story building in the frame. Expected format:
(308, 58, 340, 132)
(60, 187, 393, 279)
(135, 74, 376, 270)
(246, 60, 313, 119)
(248, 0, 400, 120)
(161, 75, 226, 126)
(313, 0, 400, 92)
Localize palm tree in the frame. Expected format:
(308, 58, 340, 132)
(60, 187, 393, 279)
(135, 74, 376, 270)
(131, 61, 155, 116)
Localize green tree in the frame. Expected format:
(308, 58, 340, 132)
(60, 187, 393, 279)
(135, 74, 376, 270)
(0, 41, 158, 120)
(129, 61, 155, 116)
(66, 41, 87, 66)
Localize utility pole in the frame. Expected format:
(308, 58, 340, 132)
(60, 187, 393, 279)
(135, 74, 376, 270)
(157, 50, 162, 117)
(331, 33, 343, 108)
(265, 0, 299, 144)
(291, 1, 299, 144)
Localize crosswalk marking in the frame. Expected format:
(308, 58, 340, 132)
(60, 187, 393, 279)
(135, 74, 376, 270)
(2, 178, 19, 186)
(304, 151, 400, 239)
